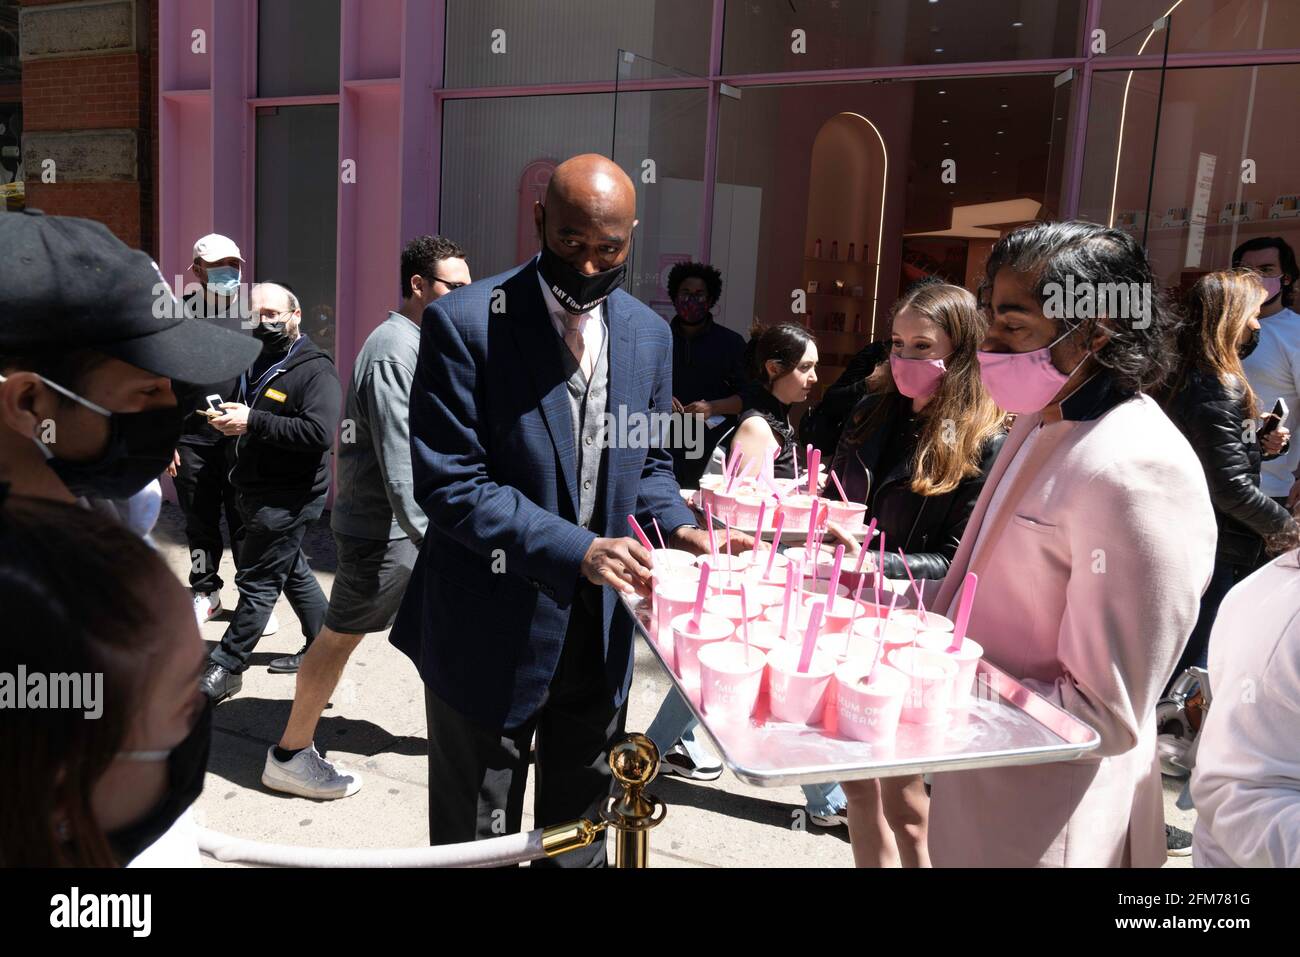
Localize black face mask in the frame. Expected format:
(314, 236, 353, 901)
(108, 698, 212, 865)
(1239, 326, 1261, 359)
(536, 211, 631, 315)
(253, 321, 294, 353)
(8, 372, 184, 501)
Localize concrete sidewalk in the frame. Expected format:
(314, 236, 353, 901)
(153, 503, 1194, 868)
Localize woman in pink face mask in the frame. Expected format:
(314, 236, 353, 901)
(923, 221, 1218, 868)
(826, 280, 1007, 869)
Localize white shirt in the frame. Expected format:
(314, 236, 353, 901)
(1241, 307, 1300, 497)
(537, 269, 606, 381)
(1190, 549, 1300, 868)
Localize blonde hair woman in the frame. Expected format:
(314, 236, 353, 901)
(828, 280, 1006, 868)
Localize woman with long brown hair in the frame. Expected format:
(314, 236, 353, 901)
(1161, 269, 1297, 679)
(828, 280, 1006, 868)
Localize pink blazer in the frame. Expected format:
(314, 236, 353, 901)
(927, 390, 1216, 867)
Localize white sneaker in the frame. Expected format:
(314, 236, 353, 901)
(262, 612, 279, 637)
(261, 745, 362, 800)
(193, 591, 221, 625)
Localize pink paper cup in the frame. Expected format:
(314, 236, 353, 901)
(802, 579, 852, 599)
(732, 620, 788, 655)
(738, 548, 790, 574)
(835, 662, 909, 744)
(697, 641, 766, 722)
(696, 552, 751, 574)
(651, 548, 699, 571)
(653, 579, 704, 664)
(914, 632, 984, 709)
(817, 630, 879, 664)
(671, 613, 735, 688)
(711, 488, 739, 525)
(825, 500, 867, 528)
(704, 592, 767, 631)
(761, 600, 817, 638)
(732, 492, 766, 529)
(892, 609, 953, 633)
(745, 584, 788, 608)
(804, 593, 868, 634)
(778, 494, 817, 530)
(887, 646, 959, 725)
(766, 644, 836, 725)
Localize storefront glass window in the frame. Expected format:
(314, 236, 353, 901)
(722, 0, 1085, 75)
(258, 0, 341, 97)
(444, 0, 711, 88)
(255, 105, 340, 358)
(1099, 0, 1300, 56)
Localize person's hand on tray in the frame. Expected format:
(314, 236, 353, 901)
(821, 520, 863, 559)
(672, 525, 756, 555)
(582, 536, 653, 597)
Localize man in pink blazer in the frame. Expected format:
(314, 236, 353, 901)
(928, 222, 1217, 867)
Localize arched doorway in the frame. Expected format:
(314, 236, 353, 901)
(802, 112, 888, 341)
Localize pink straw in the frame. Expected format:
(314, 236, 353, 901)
(627, 515, 653, 550)
(760, 471, 785, 502)
(740, 587, 752, 664)
(780, 560, 798, 640)
(722, 445, 740, 483)
(830, 469, 849, 503)
(852, 518, 878, 576)
(948, 572, 979, 653)
(807, 448, 821, 496)
(826, 544, 845, 613)
(875, 530, 886, 608)
(724, 517, 733, 586)
(754, 500, 767, 548)
(704, 501, 718, 556)
(803, 501, 818, 554)
(797, 601, 825, 673)
(651, 517, 667, 551)
(725, 451, 746, 493)
(847, 572, 868, 634)
(866, 588, 902, 680)
(763, 512, 786, 579)
(690, 563, 711, 631)
(897, 549, 928, 625)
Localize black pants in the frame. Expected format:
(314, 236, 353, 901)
(423, 586, 625, 868)
(173, 440, 242, 593)
(210, 491, 327, 673)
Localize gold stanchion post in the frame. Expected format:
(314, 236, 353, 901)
(602, 733, 667, 868)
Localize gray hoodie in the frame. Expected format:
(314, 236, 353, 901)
(331, 312, 426, 544)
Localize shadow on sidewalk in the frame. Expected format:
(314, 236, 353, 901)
(648, 776, 851, 844)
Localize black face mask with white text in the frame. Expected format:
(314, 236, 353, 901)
(536, 212, 631, 315)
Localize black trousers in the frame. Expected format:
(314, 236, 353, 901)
(423, 585, 625, 868)
(210, 491, 327, 673)
(173, 440, 242, 593)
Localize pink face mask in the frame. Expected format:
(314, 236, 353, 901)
(889, 352, 947, 401)
(1261, 276, 1283, 302)
(976, 327, 1088, 415)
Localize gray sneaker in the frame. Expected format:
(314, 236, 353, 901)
(261, 745, 362, 800)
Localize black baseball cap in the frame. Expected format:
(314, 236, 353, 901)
(0, 210, 262, 384)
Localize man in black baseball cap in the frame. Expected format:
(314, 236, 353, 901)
(0, 211, 262, 509)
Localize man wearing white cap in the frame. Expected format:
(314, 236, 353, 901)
(174, 233, 276, 634)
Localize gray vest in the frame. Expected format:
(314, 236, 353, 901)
(559, 319, 609, 530)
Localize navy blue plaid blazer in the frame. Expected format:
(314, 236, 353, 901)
(389, 259, 697, 731)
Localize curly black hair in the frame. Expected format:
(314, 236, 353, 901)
(400, 235, 467, 300)
(667, 261, 723, 307)
(979, 221, 1180, 395)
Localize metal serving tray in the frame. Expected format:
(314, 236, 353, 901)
(623, 593, 1100, 787)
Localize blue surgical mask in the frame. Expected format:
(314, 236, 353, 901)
(206, 266, 241, 297)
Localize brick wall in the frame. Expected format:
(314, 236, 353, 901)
(19, 0, 155, 252)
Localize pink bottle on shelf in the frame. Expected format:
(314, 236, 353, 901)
(813, 238, 822, 258)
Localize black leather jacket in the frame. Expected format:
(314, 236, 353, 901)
(1164, 367, 1296, 566)
(830, 391, 1006, 580)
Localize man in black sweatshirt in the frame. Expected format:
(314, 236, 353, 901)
(201, 281, 342, 703)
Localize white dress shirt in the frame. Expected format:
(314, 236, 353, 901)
(537, 269, 606, 381)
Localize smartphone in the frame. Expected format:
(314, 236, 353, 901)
(1259, 397, 1289, 438)
(199, 394, 224, 419)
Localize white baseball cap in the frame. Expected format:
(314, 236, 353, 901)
(192, 233, 244, 265)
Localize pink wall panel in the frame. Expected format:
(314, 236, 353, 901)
(348, 88, 403, 365)
(161, 0, 213, 92)
(159, 97, 213, 295)
(354, 0, 404, 80)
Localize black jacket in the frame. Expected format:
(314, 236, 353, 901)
(230, 335, 341, 499)
(830, 390, 1006, 580)
(800, 340, 890, 458)
(1164, 367, 1295, 566)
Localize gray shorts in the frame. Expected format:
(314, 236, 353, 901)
(324, 532, 418, 634)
